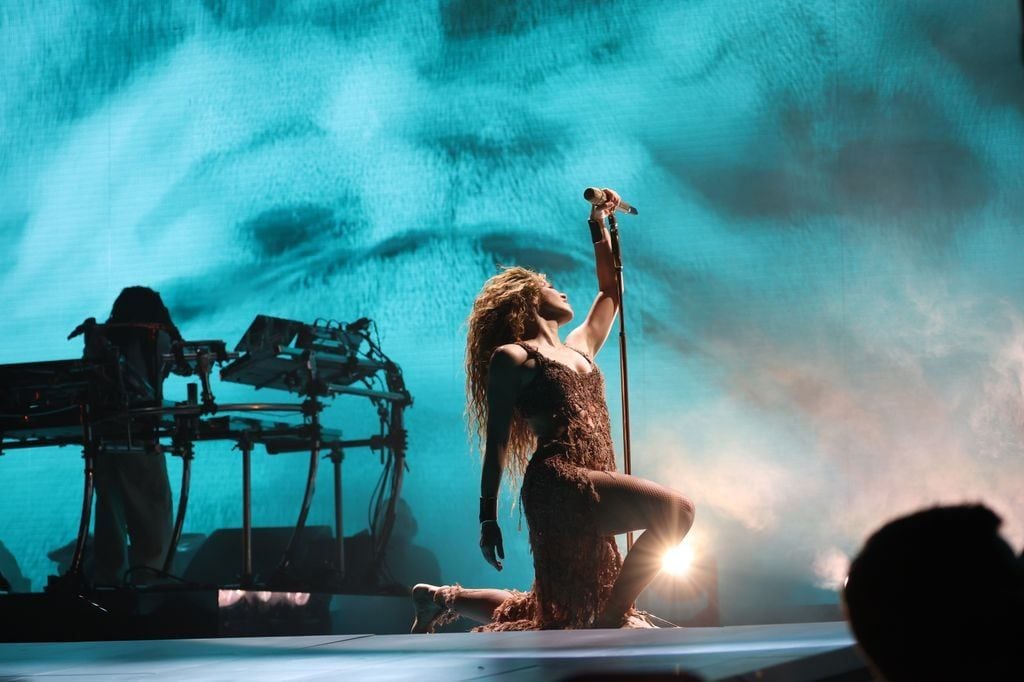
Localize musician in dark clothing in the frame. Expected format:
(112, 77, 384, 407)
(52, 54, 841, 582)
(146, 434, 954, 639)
(89, 286, 183, 586)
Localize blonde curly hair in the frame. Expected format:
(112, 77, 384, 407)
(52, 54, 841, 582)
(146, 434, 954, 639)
(465, 266, 548, 483)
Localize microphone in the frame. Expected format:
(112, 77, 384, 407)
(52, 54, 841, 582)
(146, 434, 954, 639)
(584, 187, 638, 216)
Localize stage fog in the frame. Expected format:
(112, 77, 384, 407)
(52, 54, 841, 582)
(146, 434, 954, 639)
(2, 0, 1023, 622)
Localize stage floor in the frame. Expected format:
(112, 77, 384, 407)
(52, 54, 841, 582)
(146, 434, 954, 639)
(0, 621, 865, 681)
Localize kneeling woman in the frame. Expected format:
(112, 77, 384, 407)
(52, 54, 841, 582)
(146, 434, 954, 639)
(414, 192, 695, 631)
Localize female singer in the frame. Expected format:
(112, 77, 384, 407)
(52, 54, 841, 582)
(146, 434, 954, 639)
(413, 190, 695, 630)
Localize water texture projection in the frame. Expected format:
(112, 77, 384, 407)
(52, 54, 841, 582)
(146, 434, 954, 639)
(2, 1, 1023, 620)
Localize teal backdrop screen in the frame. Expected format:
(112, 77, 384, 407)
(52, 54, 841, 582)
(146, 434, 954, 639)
(2, 0, 1023, 622)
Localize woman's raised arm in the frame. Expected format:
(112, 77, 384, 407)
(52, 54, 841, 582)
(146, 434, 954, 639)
(566, 189, 621, 357)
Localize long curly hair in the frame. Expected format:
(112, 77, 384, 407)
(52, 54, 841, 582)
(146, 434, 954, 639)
(466, 266, 548, 484)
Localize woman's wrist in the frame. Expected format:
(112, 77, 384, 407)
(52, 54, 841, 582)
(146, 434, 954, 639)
(588, 218, 604, 243)
(479, 495, 498, 523)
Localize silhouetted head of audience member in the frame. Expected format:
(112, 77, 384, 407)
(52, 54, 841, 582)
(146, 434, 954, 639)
(843, 504, 1024, 681)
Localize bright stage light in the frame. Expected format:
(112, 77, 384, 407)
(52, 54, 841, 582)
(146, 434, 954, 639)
(662, 539, 696, 576)
(287, 592, 311, 606)
(217, 589, 246, 608)
(217, 589, 313, 608)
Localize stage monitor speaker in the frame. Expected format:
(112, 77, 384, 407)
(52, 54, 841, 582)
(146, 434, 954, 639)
(183, 526, 334, 587)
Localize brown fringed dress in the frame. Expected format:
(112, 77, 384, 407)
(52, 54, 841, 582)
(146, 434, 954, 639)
(478, 342, 623, 630)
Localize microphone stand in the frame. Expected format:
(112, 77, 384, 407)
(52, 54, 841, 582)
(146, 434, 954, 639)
(606, 212, 634, 552)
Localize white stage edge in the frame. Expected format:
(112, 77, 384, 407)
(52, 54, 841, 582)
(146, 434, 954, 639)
(0, 621, 864, 681)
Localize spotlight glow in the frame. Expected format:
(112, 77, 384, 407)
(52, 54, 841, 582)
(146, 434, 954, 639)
(662, 540, 696, 576)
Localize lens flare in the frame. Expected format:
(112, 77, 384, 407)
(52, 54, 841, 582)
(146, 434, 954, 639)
(662, 540, 696, 576)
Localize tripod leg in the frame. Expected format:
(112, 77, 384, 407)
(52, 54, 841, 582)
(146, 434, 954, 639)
(163, 447, 192, 574)
(333, 451, 345, 579)
(241, 439, 253, 585)
(67, 404, 97, 586)
(277, 408, 321, 583)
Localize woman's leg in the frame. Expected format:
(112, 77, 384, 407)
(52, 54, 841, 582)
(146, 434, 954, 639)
(587, 471, 695, 627)
(450, 587, 515, 623)
(411, 583, 513, 632)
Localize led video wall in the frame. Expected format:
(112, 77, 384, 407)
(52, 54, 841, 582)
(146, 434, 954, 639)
(2, 0, 1023, 621)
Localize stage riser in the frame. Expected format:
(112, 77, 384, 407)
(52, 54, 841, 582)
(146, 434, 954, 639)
(0, 590, 356, 642)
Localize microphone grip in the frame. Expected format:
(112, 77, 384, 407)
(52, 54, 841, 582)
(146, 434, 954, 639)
(583, 187, 638, 215)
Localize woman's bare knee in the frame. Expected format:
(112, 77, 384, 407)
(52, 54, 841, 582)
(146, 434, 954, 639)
(677, 494, 696, 534)
(654, 491, 695, 544)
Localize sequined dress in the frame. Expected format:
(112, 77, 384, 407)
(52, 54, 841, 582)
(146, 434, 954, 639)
(479, 342, 623, 631)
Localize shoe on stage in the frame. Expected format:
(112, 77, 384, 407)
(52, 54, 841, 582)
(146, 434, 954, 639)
(621, 610, 659, 629)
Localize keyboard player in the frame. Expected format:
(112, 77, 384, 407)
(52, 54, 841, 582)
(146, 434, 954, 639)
(84, 286, 185, 586)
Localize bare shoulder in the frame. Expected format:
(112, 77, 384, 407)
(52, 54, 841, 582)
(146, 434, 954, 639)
(490, 343, 530, 371)
(489, 343, 536, 390)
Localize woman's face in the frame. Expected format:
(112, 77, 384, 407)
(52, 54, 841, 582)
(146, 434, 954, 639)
(537, 282, 574, 326)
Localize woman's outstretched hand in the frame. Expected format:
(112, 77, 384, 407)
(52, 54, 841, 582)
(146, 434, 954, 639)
(480, 520, 505, 571)
(589, 187, 621, 222)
